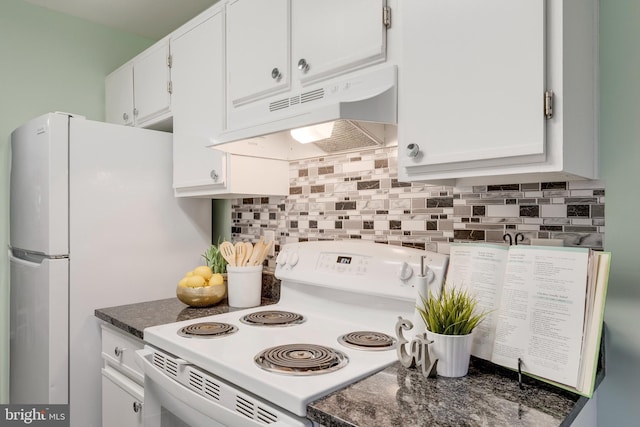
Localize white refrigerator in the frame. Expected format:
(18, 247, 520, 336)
(8, 112, 211, 426)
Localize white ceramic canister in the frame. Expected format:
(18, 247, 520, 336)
(226, 265, 263, 308)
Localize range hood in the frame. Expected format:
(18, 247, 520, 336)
(208, 65, 398, 161)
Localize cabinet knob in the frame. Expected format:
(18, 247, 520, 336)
(406, 143, 421, 159)
(271, 67, 282, 81)
(210, 170, 219, 182)
(132, 402, 142, 413)
(114, 346, 126, 357)
(122, 113, 129, 121)
(297, 58, 310, 73)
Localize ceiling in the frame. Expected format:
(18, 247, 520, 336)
(22, 0, 220, 40)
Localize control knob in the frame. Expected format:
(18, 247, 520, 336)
(276, 251, 288, 266)
(287, 252, 300, 267)
(398, 262, 413, 281)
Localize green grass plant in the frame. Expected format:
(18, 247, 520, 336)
(201, 240, 228, 274)
(417, 286, 490, 336)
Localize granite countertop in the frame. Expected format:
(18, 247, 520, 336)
(95, 274, 603, 427)
(95, 272, 280, 339)
(307, 356, 603, 427)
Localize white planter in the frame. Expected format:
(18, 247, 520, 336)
(425, 330, 474, 377)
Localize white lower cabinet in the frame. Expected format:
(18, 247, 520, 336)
(102, 368, 144, 427)
(101, 324, 144, 427)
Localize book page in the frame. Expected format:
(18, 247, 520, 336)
(446, 243, 509, 360)
(491, 246, 590, 387)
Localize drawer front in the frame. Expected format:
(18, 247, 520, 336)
(101, 324, 144, 383)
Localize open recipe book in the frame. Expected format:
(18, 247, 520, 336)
(444, 243, 610, 397)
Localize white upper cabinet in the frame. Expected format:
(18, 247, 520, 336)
(171, 7, 227, 196)
(105, 38, 172, 130)
(226, 0, 290, 107)
(171, 5, 289, 198)
(398, 0, 599, 185)
(226, 0, 388, 110)
(291, 0, 387, 86)
(105, 63, 134, 126)
(133, 39, 172, 126)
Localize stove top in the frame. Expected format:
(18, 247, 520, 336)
(143, 241, 449, 418)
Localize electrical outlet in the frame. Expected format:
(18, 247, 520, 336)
(264, 230, 276, 256)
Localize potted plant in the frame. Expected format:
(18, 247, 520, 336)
(202, 241, 228, 275)
(416, 286, 489, 377)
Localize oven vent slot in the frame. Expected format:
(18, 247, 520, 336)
(204, 379, 221, 401)
(152, 353, 166, 370)
(300, 88, 324, 103)
(289, 95, 300, 106)
(188, 372, 204, 392)
(235, 396, 278, 424)
(165, 358, 178, 377)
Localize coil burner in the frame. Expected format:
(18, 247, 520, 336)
(240, 310, 305, 327)
(255, 344, 348, 376)
(177, 322, 238, 338)
(338, 331, 396, 351)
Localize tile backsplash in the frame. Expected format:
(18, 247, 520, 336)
(231, 146, 604, 269)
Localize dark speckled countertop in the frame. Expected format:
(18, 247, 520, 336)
(95, 273, 603, 427)
(307, 354, 603, 427)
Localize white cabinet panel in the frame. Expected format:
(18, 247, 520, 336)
(172, 8, 227, 195)
(400, 0, 545, 167)
(105, 63, 134, 126)
(292, 0, 386, 85)
(227, 0, 290, 106)
(105, 39, 171, 129)
(133, 39, 171, 126)
(102, 369, 143, 427)
(398, 0, 598, 184)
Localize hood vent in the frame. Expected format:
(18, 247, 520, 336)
(211, 65, 397, 160)
(311, 120, 382, 153)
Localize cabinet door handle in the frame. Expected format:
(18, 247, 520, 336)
(297, 58, 310, 73)
(132, 402, 142, 413)
(271, 67, 282, 81)
(406, 143, 421, 159)
(210, 170, 219, 182)
(114, 346, 126, 357)
(122, 113, 129, 122)
(133, 108, 139, 117)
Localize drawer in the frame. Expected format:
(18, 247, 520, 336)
(101, 324, 144, 384)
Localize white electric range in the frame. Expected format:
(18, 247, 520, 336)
(137, 241, 449, 426)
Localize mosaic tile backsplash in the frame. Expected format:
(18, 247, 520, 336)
(230, 146, 604, 269)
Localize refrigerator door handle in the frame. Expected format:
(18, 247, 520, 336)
(9, 247, 67, 264)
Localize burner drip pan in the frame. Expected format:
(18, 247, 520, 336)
(240, 310, 305, 327)
(338, 331, 396, 351)
(255, 344, 348, 376)
(178, 322, 238, 338)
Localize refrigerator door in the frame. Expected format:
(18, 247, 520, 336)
(10, 113, 69, 256)
(9, 250, 69, 404)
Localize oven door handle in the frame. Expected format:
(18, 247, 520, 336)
(135, 348, 310, 427)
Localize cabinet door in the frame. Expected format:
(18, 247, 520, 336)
(172, 8, 227, 194)
(399, 0, 545, 169)
(102, 370, 143, 427)
(226, 0, 289, 106)
(292, 0, 386, 86)
(105, 64, 134, 126)
(133, 39, 171, 125)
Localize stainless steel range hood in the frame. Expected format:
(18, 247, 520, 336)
(208, 65, 398, 161)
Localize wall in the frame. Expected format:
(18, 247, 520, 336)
(0, 0, 154, 403)
(598, 1, 640, 425)
(231, 146, 605, 271)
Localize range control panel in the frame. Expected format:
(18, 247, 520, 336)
(275, 240, 449, 302)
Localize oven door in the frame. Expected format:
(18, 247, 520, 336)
(135, 347, 312, 427)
